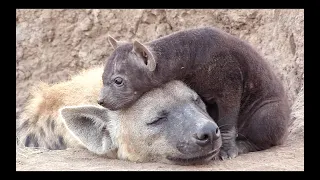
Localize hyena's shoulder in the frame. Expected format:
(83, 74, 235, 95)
(16, 66, 104, 150)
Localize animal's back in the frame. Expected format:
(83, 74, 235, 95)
(16, 66, 104, 150)
(156, 27, 288, 117)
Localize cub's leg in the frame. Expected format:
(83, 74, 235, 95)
(207, 102, 241, 160)
(236, 100, 290, 154)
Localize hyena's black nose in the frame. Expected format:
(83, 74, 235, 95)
(194, 123, 220, 147)
(97, 99, 104, 106)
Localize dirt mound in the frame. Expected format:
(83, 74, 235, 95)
(16, 9, 304, 171)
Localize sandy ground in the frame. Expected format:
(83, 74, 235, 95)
(16, 137, 303, 171)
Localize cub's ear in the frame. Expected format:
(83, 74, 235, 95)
(108, 35, 129, 50)
(59, 105, 116, 155)
(133, 40, 156, 71)
(108, 35, 119, 49)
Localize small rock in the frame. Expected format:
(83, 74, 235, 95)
(79, 17, 93, 31)
(156, 23, 170, 37)
(143, 13, 157, 24)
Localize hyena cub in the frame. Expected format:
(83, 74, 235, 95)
(17, 67, 222, 165)
(98, 27, 290, 159)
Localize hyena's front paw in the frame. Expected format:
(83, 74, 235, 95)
(219, 146, 238, 160)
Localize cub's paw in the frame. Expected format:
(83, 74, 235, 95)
(219, 146, 238, 160)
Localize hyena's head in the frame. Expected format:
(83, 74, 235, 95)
(97, 36, 158, 111)
(60, 81, 222, 165)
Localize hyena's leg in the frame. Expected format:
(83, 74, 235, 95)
(236, 100, 290, 154)
(207, 102, 240, 160)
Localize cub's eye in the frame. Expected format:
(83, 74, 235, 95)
(194, 96, 201, 104)
(146, 117, 167, 126)
(113, 77, 123, 86)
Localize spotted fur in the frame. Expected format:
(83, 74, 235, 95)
(17, 66, 104, 150)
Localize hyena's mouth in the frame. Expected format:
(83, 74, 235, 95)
(166, 149, 220, 165)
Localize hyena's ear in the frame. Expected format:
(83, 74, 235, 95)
(59, 105, 115, 155)
(108, 35, 119, 49)
(133, 40, 156, 71)
(108, 35, 129, 50)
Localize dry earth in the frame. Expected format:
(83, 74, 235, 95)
(16, 9, 304, 171)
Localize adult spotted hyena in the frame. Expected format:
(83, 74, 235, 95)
(17, 67, 221, 165)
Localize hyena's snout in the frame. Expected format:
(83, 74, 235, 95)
(97, 99, 104, 106)
(167, 117, 222, 165)
(193, 122, 221, 147)
(97, 87, 107, 107)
